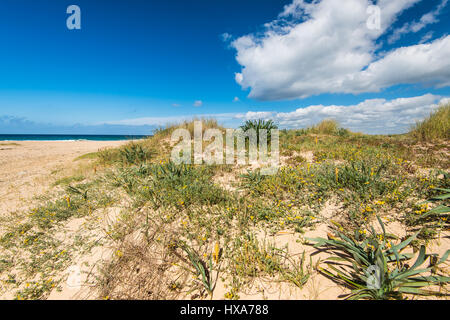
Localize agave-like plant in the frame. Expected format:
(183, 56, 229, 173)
(178, 242, 218, 297)
(307, 217, 450, 300)
(240, 119, 278, 145)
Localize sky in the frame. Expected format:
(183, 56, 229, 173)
(0, 0, 449, 134)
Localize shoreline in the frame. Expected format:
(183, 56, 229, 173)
(0, 134, 151, 142)
(0, 139, 139, 142)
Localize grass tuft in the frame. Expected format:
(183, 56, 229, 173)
(411, 103, 450, 142)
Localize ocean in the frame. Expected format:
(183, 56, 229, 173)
(0, 134, 150, 141)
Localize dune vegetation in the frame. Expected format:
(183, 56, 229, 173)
(411, 103, 450, 142)
(0, 108, 449, 300)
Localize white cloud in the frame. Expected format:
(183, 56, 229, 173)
(234, 111, 274, 120)
(419, 31, 434, 44)
(234, 94, 447, 134)
(231, 0, 450, 100)
(104, 113, 239, 126)
(106, 94, 447, 134)
(233, 96, 240, 102)
(343, 36, 450, 91)
(193, 100, 203, 107)
(388, 0, 448, 43)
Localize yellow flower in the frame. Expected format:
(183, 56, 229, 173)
(213, 242, 220, 264)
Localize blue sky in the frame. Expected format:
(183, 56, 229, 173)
(0, 0, 449, 134)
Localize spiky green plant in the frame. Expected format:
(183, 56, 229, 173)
(307, 217, 450, 300)
(240, 169, 266, 189)
(240, 119, 278, 145)
(179, 242, 217, 297)
(119, 143, 154, 165)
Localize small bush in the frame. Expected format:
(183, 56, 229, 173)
(119, 143, 154, 165)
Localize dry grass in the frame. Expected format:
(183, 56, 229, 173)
(310, 119, 340, 135)
(154, 117, 223, 137)
(411, 103, 450, 142)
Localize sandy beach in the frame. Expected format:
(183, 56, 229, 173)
(0, 140, 129, 216)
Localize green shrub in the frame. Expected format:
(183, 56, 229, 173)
(119, 143, 154, 165)
(115, 162, 230, 208)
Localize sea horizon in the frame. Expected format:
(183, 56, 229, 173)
(0, 134, 151, 141)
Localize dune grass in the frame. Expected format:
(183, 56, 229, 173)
(154, 117, 222, 137)
(411, 103, 450, 142)
(310, 119, 340, 135)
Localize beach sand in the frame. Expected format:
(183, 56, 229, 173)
(0, 140, 129, 217)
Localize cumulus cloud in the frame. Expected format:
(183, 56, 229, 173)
(231, 0, 450, 100)
(99, 94, 447, 134)
(193, 100, 203, 107)
(388, 0, 448, 43)
(105, 113, 238, 127)
(234, 94, 447, 134)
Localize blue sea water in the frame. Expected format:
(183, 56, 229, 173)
(0, 134, 150, 141)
